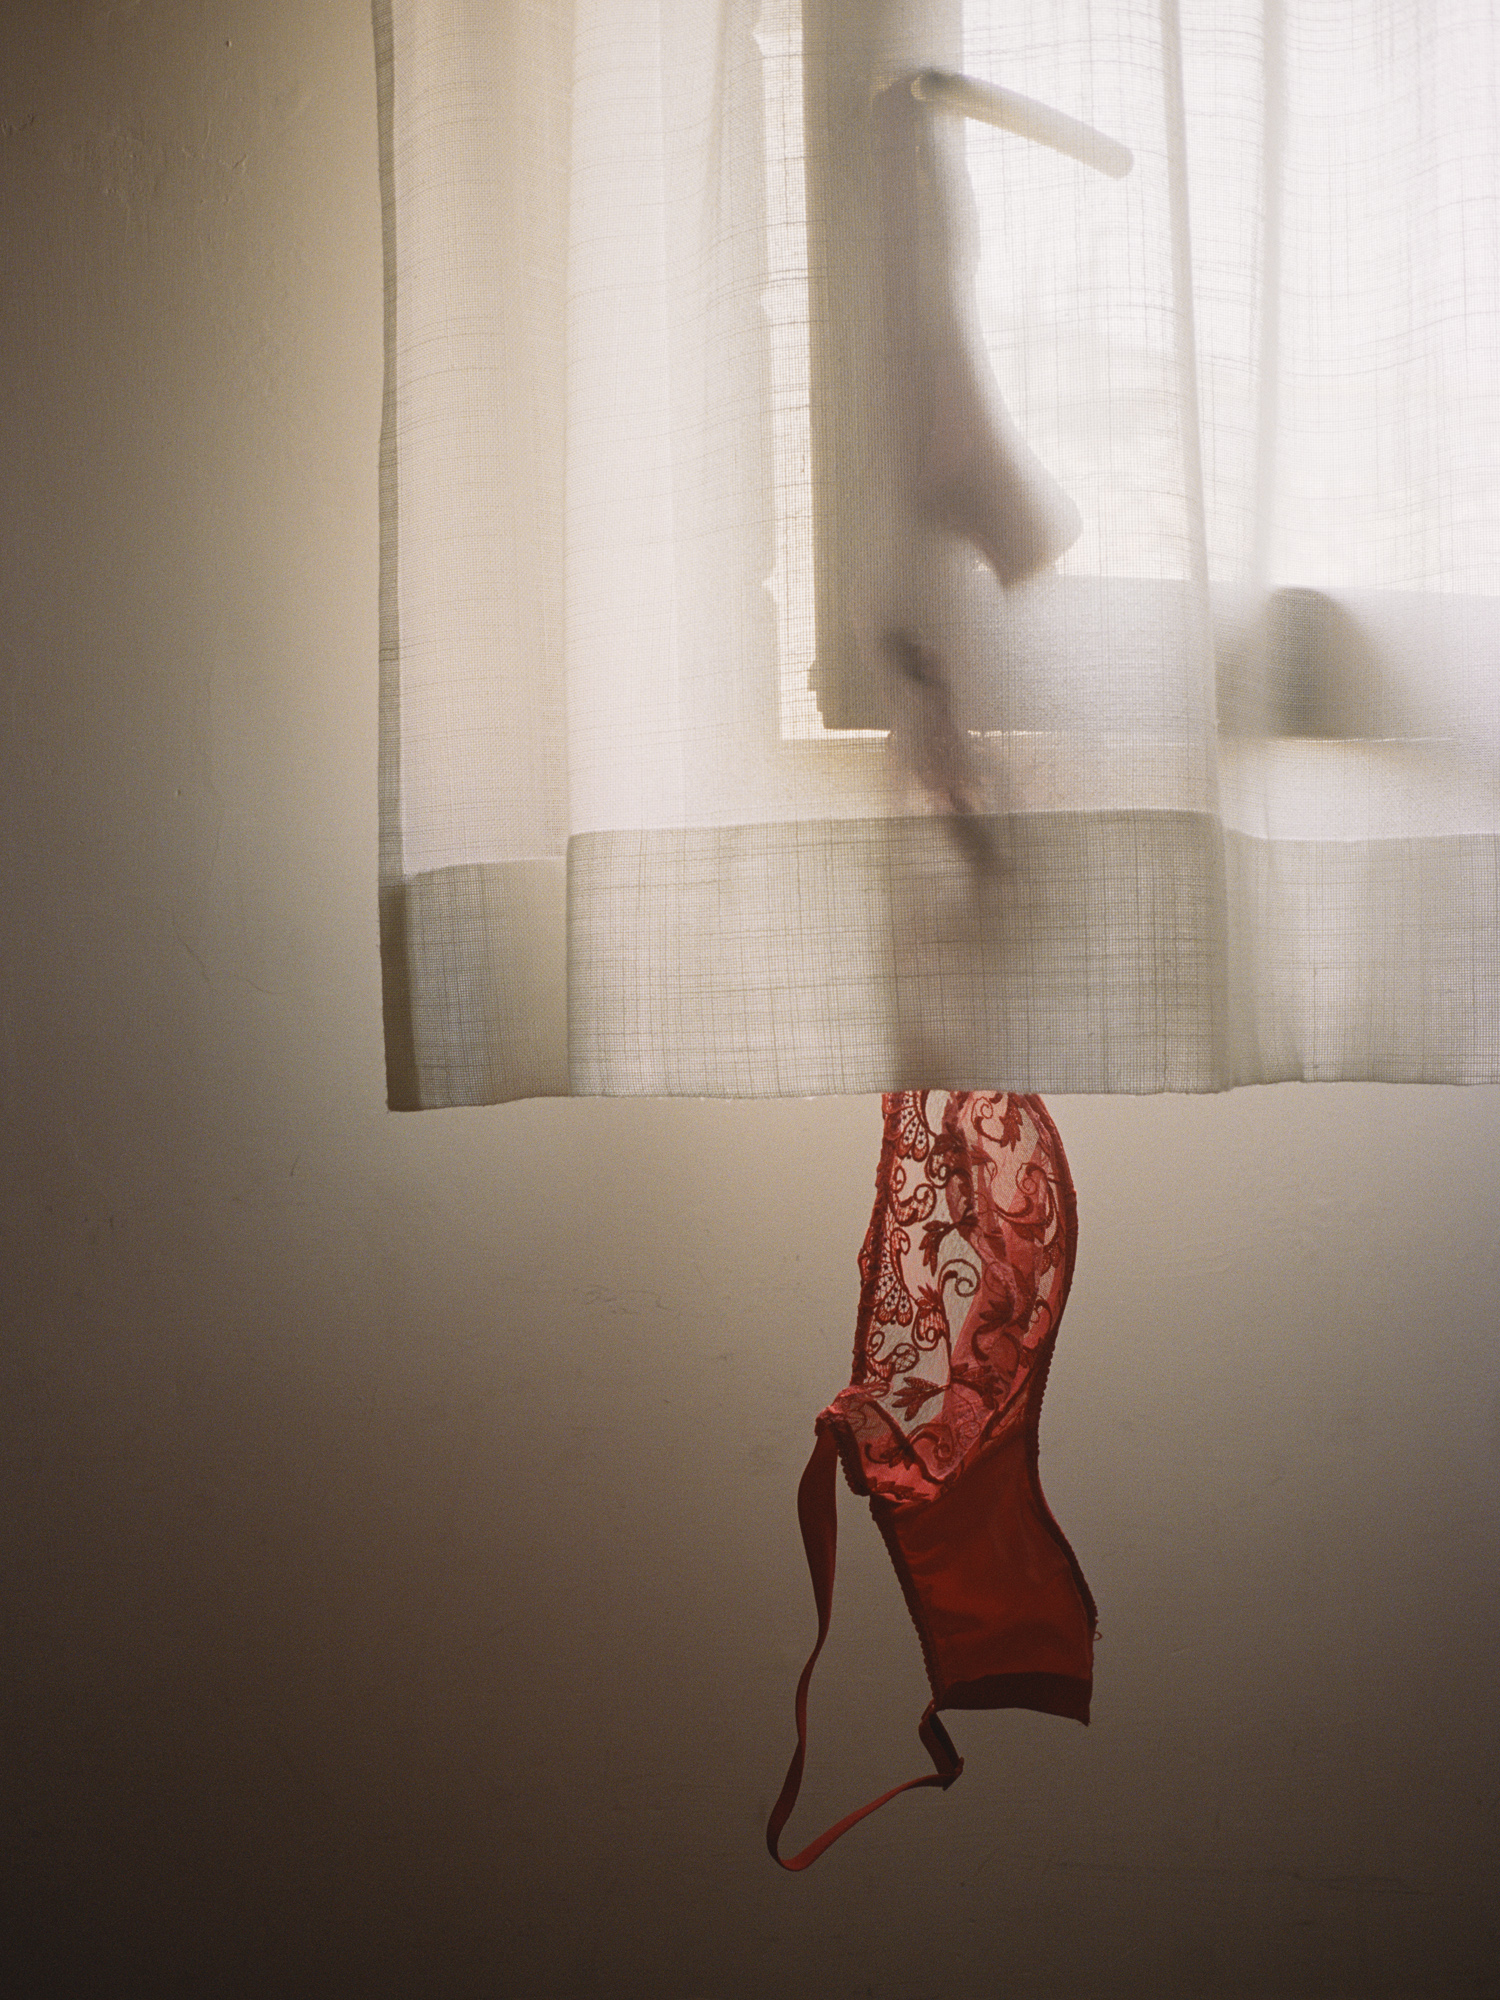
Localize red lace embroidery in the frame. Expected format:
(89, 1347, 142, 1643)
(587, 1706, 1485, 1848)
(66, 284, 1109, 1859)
(824, 1091, 1074, 1505)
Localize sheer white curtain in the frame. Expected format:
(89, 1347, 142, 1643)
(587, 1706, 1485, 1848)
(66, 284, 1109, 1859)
(375, 0, 1500, 1109)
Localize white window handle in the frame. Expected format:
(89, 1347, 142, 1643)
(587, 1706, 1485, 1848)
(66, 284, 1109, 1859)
(910, 68, 1133, 180)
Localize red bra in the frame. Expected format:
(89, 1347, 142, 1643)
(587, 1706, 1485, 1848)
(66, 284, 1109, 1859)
(768, 1091, 1097, 1868)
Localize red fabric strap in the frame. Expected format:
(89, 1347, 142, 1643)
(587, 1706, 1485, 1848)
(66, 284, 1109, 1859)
(766, 1429, 963, 1871)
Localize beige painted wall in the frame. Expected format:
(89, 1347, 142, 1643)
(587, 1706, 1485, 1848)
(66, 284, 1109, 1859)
(3, 4, 1497, 1995)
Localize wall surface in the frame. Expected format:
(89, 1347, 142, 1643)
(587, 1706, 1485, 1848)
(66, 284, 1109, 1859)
(3, 4, 1498, 1997)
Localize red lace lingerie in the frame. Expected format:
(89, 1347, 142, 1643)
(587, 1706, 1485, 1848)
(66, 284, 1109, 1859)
(768, 1091, 1096, 1869)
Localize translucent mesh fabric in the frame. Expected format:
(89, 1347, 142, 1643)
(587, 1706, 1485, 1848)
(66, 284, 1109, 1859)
(823, 1091, 1078, 1504)
(377, 0, 1500, 1108)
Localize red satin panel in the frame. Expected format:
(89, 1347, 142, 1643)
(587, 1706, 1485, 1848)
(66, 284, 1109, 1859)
(875, 1423, 1094, 1720)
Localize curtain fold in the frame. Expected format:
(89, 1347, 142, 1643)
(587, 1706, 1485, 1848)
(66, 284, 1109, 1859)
(376, 0, 1500, 1108)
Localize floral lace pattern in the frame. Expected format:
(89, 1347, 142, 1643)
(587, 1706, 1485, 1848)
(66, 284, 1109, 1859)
(823, 1092, 1076, 1505)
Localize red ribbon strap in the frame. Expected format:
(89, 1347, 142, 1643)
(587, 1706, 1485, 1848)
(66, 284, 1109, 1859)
(766, 1429, 963, 1871)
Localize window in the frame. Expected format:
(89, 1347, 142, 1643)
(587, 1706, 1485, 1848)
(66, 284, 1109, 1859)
(759, 0, 1500, 779)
